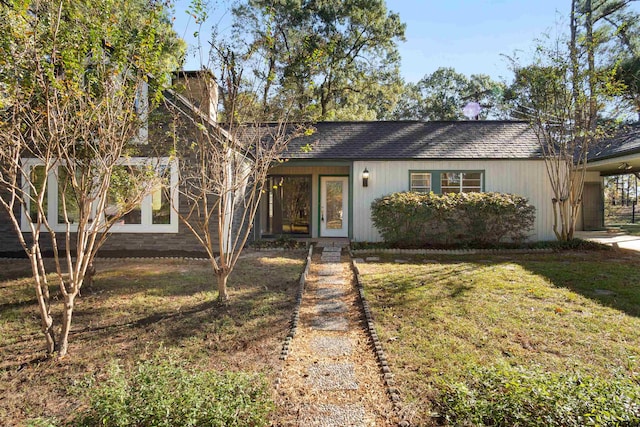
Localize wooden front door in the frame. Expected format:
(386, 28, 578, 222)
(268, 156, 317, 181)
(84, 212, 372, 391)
(583, 182, 604, 230)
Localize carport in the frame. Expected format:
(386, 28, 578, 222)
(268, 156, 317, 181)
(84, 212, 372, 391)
(583, 124, 640, 230)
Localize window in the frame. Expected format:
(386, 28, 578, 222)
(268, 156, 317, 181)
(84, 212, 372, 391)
(21, 157, 178, 233)
(410, 172, 432, 193)
(133, 82, 149, 144)
(262, 175, 311, 236)
(441, 172, 483, 193)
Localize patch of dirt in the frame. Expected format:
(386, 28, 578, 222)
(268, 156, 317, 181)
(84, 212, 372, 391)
(0, 254, 304, 426)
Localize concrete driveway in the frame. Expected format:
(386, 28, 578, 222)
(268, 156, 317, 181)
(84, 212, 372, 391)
(575, 231, 640, 252)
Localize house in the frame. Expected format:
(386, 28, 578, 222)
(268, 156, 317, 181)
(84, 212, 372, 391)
(0, 73, 561, 256)
(258, 120, 556, 243)
(0, 72, 225, 257)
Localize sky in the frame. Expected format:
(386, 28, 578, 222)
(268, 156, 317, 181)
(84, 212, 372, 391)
(170, 0, 631, 84)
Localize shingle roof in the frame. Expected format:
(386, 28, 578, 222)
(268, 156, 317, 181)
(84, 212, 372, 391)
(281, 121, 542, 160)
(588, 124, 640, 162)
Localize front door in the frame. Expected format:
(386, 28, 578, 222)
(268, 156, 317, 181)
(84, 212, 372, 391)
(583, 182, 604, 230)
(320, 176, 349, 237)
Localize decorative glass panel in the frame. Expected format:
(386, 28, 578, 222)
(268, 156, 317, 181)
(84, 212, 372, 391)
(326, 181, 343, 230)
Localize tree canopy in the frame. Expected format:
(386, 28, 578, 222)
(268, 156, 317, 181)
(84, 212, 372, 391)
(228, 0, 406, 121)
(0, 0, 184, 357)
(502, 0, 640, 241)
(391, 67, 508, 121)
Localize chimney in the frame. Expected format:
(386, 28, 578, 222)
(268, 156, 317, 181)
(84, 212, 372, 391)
(174, 70, 218, 122)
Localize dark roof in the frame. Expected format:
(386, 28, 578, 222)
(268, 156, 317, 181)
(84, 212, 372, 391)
(588, 123, 640, 162)
(282, 121, 542, 160)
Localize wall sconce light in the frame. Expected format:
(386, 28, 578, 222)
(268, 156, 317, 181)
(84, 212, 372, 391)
(362, 168, 370, 187)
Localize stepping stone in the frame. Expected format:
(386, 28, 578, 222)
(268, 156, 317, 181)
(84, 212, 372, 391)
(312, 316, 348, 331)
(365, 256, 380, 262)
(321, 256, 342, 264)
(316, 277, 345, 286)
(353, 258, 365, 263)
(310, 336, 353, 357)
(297, 404, 365, 427)
(318, 265, 344, 276)
(316, 300, 347, 314)
(316, 287, 346, 299)
(321, 252, 342, 258)
(306, 363, 358, 390)
(322, 246, 342, 253)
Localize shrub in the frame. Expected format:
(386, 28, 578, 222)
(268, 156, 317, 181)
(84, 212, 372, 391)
(370, 192, 535, 247)
(25, 418, 59, 427)
(76, 354, 274, 427)
(532, 238, 612, 251)
(435, 364, 640, 427)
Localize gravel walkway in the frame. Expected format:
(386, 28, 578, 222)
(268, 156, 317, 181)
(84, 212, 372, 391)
(276, 244, 397, 426)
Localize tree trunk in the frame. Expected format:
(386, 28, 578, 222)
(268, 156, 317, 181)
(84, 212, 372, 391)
(29, 254, 56, 355)
(217, 272, 229, 302)
(552, 199, 561, 240)
(56, 293, 76, 357)
(570, 0, 581, 128)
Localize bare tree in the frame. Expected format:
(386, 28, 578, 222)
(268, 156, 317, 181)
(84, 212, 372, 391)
(509, 0, 628, 240)
(166, 62, 307, 302)
(0, 0, 181, 357)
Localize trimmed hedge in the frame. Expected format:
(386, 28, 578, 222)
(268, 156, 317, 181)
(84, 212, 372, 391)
(370, 192, 535, 247)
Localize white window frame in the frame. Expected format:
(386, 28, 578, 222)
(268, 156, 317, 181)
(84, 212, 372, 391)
(410, 172, 432, 193)
(21, 157, 179, 233)
(441, 171, 483, 193)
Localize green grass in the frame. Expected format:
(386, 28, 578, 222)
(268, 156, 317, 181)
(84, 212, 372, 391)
(358, 250, 640, 425)
(609, 223, 640, 235)
(0, 252, 305, 426)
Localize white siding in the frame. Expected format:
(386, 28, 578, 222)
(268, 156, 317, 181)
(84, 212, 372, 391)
(352, 160, 556, 242)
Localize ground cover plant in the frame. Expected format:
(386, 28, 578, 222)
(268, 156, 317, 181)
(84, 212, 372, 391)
(357, 250, 640, 426)
(0, 251, 305, 426)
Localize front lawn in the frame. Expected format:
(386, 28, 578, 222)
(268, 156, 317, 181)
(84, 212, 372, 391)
(610, 223, 640, 235)
(0, 252, 305, 426)
(358, 250, 640, 426)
